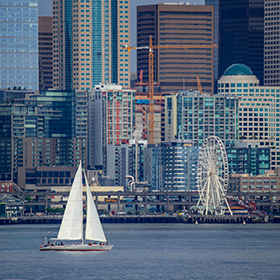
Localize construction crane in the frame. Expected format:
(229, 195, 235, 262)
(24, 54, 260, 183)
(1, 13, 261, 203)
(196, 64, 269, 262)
(197, 77, 203, 93)
(123, 35, 217, 144)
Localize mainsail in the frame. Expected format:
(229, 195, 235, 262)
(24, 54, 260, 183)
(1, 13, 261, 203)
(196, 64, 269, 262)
(84, 172, 107, 242)
(57, 162, 83, 240)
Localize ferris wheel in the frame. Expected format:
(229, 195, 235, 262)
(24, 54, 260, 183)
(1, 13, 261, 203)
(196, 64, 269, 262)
(196, 136, 232, 215)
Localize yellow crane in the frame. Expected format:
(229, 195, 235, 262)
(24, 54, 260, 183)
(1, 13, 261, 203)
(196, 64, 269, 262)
(123, 35, 217, 144)
(197, 77, 203, 93)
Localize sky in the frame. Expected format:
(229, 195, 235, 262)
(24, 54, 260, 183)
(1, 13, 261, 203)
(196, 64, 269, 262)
(38, 0, 205, 72)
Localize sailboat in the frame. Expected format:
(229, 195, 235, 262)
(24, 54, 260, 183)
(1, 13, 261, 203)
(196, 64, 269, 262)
(40, 162, 113, 251)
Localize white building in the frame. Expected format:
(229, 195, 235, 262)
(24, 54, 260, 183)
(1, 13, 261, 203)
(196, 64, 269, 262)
(218, 63, 280, 169)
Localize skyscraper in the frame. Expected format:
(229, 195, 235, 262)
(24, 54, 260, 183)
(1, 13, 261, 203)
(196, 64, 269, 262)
(39, 16, 53, 90)
(264, 0, 280, 86)
(0, 0, 39, 90)
(53, 0, 130, 91)
(137, 3, 215, 94)
(205, 0, 219, 90)
(219, 0, 264, 84)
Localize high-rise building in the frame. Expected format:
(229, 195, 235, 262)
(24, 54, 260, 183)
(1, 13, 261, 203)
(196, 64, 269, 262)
(165, 90, 239, 148)
(0, 0, 39, 90)
(137, 3, 215, 93)
(205, 0, 219, 90)
(144, 140, 199, 191)
(89, 84, 135, 171)
(218, 63, 280, 169)
(219, 0, 264, 84)
(0, 89, 88, 189)
(264, 0, 280, 86)
(160, 140, 200, 191)
(53, 0, 130, 91)
(39, 16, 53, 90)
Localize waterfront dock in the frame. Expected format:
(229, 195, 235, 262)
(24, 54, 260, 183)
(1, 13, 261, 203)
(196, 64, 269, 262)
(0, 214, 276, 225)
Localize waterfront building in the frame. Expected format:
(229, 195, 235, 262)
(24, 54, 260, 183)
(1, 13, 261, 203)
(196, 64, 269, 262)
(0, 0, 39, 90)
(143, 140, 199, 191)
(218, 63, 280, 169)
(143, 145, 162, 191)
(107, 140, 147, 189)
(228, 169, 280, 204)
(226, 141, 270, 176)
(39, 16, 53, 91)
(264, 0, 280, 86)
(89, 84, 135, 171)
(219, 0, 264, 85)
(164, 90, 239, 148)
(53, 0, 130, 91)
(137, 3, 214, 93)
(0, 89, 88, 189)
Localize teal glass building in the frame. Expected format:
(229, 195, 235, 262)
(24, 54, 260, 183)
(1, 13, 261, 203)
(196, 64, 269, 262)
(226, 143, 270, 176)
(0, 0, 39, 90)
(165, 90, 239, 148)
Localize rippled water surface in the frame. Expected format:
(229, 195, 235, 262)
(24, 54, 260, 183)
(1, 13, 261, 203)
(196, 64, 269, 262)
(0, 223, 280, 280)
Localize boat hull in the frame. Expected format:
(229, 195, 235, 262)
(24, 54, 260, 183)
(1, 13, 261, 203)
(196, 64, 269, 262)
(40, 243, 113, 251)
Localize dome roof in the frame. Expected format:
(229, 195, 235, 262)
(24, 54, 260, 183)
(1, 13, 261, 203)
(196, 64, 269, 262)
(223, 64, 254, 76)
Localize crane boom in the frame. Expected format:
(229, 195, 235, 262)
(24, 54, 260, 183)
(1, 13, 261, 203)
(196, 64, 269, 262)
(122, 36, 218, 144)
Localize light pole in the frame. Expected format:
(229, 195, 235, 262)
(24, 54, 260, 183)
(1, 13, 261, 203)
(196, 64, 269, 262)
(126, 175, 134, 192)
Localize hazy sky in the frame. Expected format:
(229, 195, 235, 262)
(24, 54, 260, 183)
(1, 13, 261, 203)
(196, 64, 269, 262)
(38, 0, 205, 72)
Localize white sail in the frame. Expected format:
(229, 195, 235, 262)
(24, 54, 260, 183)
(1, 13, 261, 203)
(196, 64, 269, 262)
(57, 162, 83, 240)
(84, 172, 107, 242)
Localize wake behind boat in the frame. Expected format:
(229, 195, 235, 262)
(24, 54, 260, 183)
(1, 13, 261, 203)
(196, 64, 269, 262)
(40, 161, 113, 251)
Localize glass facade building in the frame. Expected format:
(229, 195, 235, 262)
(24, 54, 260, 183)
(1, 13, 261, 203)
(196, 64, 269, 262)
(0, 89, 88, 189)
(219, 0, 264, 85)
(165, 90, 239, 148)
(227, 144, 270, 176)
(53, 0, 130, 91)
(0, 0, 39, 90)
(144, 140, 199, 191)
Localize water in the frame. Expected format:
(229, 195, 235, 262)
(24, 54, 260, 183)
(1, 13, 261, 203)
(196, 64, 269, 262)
(0, 223, 280, 280)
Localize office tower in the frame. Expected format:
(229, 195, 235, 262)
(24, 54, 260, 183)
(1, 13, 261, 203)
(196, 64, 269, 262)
(219, 0, 264, 84)
(218, 63, 280, 169)
(165, 90, 239, 148)
(90, 84, 135, 171)
(264, 0, 280, 86)
(226, 141, 270, 176)
(137, 3, 214, 93)
(0, 0, 39, 90)
(205, 0, 219, 90)
(39, 16, 53, 90)
(53, 0, 130, 91)
(0, 89, 88, 189)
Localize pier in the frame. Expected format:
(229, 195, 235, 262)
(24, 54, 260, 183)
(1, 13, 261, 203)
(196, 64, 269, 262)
(0, 214, 275, 225)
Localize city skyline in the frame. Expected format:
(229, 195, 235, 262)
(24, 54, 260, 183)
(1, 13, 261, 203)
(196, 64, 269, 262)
(38, 0, 205, 72)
